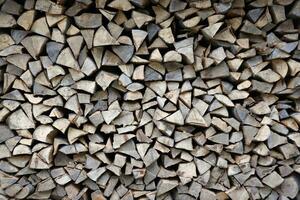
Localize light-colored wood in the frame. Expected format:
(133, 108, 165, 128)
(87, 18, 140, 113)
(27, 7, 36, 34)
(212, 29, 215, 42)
(0, 0, 299, 199)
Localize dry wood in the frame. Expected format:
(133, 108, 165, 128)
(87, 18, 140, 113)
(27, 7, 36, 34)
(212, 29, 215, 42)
(0, 0, 300, 199)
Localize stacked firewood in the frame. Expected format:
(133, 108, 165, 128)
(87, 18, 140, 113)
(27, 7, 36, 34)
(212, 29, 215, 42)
(0, 0, 300, 199)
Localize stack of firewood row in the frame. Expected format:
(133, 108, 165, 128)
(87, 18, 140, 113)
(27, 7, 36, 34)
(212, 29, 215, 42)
(0, 0, 300, 199)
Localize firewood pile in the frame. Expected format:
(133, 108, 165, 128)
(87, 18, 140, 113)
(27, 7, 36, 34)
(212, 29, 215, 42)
(1, 0, 300, 199)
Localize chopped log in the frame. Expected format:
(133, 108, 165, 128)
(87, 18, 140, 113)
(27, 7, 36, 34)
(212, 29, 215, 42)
(262, 171, 284, 188)
(156, 179, 178, 196)
(74, 13, 102, 28)
(94, 26, 119, 46)
(0, 12, 17, 28)
(56, 47, 80, 70)
(7, 109, 35, 130)
(0, 1, 299, 199)
(132, 11, 153, 28)
(158, 28, 174, 44)
(17, 10, 35, 30)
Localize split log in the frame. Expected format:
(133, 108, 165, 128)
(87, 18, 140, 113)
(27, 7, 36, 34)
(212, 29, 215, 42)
(0, 0, 299, 199)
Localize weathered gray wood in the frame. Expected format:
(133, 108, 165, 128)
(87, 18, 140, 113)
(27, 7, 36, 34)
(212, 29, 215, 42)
(0, 12, 16, 28)
(0, 0, 299, 199)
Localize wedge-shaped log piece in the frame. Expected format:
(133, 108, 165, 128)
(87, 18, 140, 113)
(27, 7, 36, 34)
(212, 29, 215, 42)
(256, 69, 281, 83)
(174, 38, 194, 64)
(195, 158, 211, 175)
(280, 175, 300, 199)
(108, 0, 133, 11)
(144, 67, 162, 81)
(164, 51, 182, 63)
(1, 90, 25, 101)
(214, 27, 236, 43)
(0, 12, 16, 28)
(72, 80, 96, 94)
(67, 35, 83, 59)
(68, 127, 88, 144)
(2, 0, 22, 15)
(7, 109, 35, 130)
(29, 153, 50, 169)
(56, 47, 80, 70)
(64, 95, 82, 114)
(225, 187, 249, 200)
(0, 34, 15, 51)
(185, 108, 208, 127)
(46, 41, 64, 62)
(143, 148, 160, 166)
(177, 162, 197, 178)
(6, 54, 31, 71)
(202, 22, 223, 39)
(267, 132, 287, 149)
(159, 28, 174, 44)
(102, 50, 123, 66)
(53, 118, 70, 133)
(21, 35, 48, 59)
(241, 20, 264, 35)
(132, 29, 148, 50)
(262, 171, 284, 188)
(150, 48, 162, 62)
(81, 29, 95, 49)
(87, 167, 106, 181)
(200, 62, 229, 79)
(102, 110, 121, 125)
(132, 11, 154, 28)
(209, 47, 226, 64)
(0, 145, 11, 159)
(250, 101, 271, 115)
(279, 143, 300, 159)
(208, 133, 229, 145)
(33, 125, 57, 143)
(13, 144, 32, 156)
(31, 17, 51, 37)
(38, 146, 53, 164)
(157, 179, 178, 196)
(113, 134, 135, 149)
(112, 45, 134, 63)
(74, 13, 102, 28)
(14, 184, 33, 199)
(47, 65, 65, 79)
(0, 125, 14, 143)
(254, 125, 271, 141)
(2, 73, 16, 94)
(33, 83, 56, 96)
(96, 70, 119, 90)
(45, 13, 65, 27)
(81, 57, 97, 76)
(94, 26, 119, 46)
(164, 110, 184, 125)
(17, 10, 35, 30)
(118, 140, 140, 159)
(215, 94, 234, 107)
